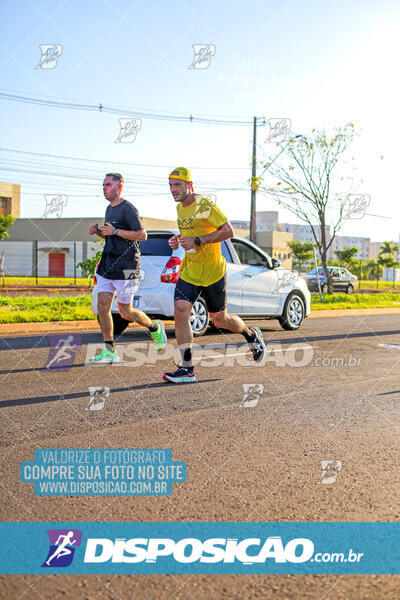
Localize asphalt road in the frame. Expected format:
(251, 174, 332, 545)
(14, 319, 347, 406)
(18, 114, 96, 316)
(1, 314, 400, 599)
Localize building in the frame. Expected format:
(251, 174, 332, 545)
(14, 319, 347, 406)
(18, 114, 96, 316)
(0, 181, 20, 218)
(254, 211, 279, 232)
(0, 216, 258, 277)
(278, 222, 330, 245)
(327, 235, 371, 261)
(255, 231, 293, 270)
(369, 241, 383, 261)
(0, 217, 185, 278)
(230, 219, 249, 232)
(383, 268, 400, 282)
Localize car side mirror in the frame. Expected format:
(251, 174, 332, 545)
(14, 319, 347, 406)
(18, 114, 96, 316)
(271, 258, 281, 269)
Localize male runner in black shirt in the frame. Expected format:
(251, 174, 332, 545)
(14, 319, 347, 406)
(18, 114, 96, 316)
(89, 173, 166, 363)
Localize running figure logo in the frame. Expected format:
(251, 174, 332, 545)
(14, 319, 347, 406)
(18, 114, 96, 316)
(115, 118, 142, 143)
(36, 44, 63, 69)
(42, 529, 82, 567)
(318, 460, 342, 485)
(266, 118, 291, 143)
(240, 383, 264, 407)
(344, 194, 370, 220)
(42, 194, 68, 218)
(273, 271, 299, 293)
(188, 44, 216, 69)
(86, 386, 110, 411)
(44, 334, 81, 371)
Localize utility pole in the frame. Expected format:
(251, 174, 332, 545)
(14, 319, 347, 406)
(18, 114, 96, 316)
(249, 119, 299, 244)
(250, 116, 257, 243)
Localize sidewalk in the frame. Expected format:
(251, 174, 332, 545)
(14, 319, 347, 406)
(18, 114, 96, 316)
(1, 308, 400, 337)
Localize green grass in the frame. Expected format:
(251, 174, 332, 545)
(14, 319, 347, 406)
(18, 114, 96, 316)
(0, 296, 94, 323)
(358, 280, 400, 290)
(311, 293, 400, 310)
(3, 276, 89, 287)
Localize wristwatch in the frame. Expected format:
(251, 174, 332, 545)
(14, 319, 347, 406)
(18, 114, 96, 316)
(194, 236, 202, 246)
(112, 228, 118, 235)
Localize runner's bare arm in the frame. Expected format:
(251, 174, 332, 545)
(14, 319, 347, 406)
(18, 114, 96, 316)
(115, 228, 147, 241)
(100, 222, 147, 241)
(199, 221, 234, 244)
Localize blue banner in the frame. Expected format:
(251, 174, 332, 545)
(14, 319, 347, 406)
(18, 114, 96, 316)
(0, 522, 399, 574)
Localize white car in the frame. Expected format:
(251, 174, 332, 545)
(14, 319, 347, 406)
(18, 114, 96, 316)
(92, 229, 311, 336)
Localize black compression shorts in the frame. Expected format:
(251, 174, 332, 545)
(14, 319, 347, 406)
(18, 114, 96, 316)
(174, 274, 227, 313)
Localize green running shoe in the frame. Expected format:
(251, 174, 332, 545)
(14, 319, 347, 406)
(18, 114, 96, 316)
(89, 348, 120, 364)
(150, 320, 167, 351)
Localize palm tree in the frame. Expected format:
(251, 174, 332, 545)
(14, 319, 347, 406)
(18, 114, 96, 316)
(378, 241, 399, 258)
(365, 259, 378, 280)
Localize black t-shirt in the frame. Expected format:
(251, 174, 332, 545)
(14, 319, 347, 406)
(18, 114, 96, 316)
(96, 199, 143, 280)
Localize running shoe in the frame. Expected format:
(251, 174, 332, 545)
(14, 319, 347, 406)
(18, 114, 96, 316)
(150, 320, 167, 351)
(89, 348, 120, 364)
(163, 366, 196, 383)
(248, 326, 266, 363)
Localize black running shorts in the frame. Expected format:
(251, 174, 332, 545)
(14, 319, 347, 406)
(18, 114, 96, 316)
(174, 274, 227, 313)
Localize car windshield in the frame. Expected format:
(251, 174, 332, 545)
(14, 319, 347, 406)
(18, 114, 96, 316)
(308, 268, 324, 275)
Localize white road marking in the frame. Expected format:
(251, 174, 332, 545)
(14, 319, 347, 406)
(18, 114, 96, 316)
(379, 343, 400, 349)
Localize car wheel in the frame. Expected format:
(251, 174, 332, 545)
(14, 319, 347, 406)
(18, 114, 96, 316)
(279, 293, 305, 330)
(322, 283, 328, 294)
(346, 284, 354, 294)
(97, 313, 130, 336)
(189, 297, 209, 337)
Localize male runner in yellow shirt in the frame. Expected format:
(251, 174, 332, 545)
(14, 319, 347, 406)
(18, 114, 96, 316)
(163, 167, 266, 383)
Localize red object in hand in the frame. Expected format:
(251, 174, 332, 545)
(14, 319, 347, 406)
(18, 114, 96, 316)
(161, 256, 182, 283)
(93, 262, 99, 285)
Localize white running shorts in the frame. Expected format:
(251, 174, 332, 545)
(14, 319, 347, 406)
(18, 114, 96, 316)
(96, 272, 140, 304)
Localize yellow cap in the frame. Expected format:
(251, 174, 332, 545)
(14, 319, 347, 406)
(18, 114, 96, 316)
(169, 167, 191, 182)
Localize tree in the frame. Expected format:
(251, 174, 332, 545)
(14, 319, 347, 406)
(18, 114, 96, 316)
(0, 215, 16, 287)
(334, 245, 359, 267)
(260, 123, 358, 293)
(0, 215, 16, 241)
(378, 241, 399, 259)
(77, 245, 103, 287)
(377, 241, 399, 287)
(365, 259, 379, 280)
(287, 240, 314, 272)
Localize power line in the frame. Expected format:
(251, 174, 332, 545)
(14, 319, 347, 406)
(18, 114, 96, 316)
(0, 147, 250, 171)
(0, 91, 266, 127)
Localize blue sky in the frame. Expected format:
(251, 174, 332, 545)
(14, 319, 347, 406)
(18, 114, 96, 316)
(0, 0, 399, 242)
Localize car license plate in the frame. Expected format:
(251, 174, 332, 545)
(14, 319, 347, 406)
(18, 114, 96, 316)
(132, 297, 140, 307)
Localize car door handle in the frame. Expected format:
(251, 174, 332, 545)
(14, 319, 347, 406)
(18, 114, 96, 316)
(244, 273, 252, 278)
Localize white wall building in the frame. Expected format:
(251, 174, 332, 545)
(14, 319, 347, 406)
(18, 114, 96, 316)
(278, 222, 330, 245)
(327, 235, 371, 261)
(255, 211, 279, 232)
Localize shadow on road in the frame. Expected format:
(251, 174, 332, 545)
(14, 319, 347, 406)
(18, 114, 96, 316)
(0, 379, 222, 408)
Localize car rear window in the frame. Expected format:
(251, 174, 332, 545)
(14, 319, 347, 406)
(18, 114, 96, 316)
(221, 241, 233, 263)
(139, 235, 173, 256)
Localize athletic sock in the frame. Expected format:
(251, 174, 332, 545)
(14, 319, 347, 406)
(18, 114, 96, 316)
(241, 328, 256, 343)
(180, 347, 193, 370)
(105, 340, 115, 352)
(148, 322, 158, 333)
